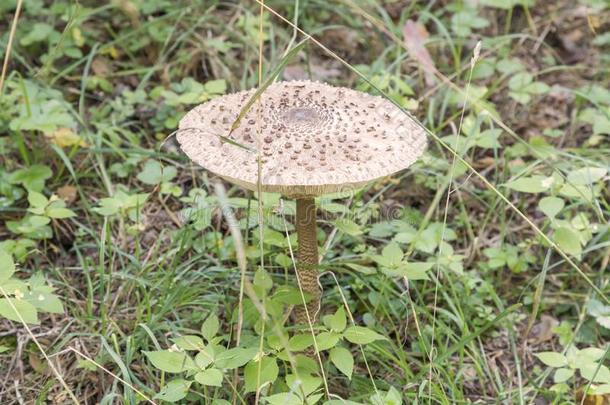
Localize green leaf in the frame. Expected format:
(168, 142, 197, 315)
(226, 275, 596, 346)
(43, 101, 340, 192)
(535, 352, 568, 368)
(579, 348, 607, 363)
(20, 22, 55, 46)
(93, 198, 121, 216)
(204, 79, 227, 95)
(254, 268, 273, 292)
(590, 384, 610, 395)
(330, 347, 354, 380)
(214, 347, 257, 369)
(382, 242, 403, 266)
(46, 207, 75, 219)
(9, 165, 53, 192)
(505, 175, 553, 193)
(333, 218, 363, 236)
(315, 332, 341, 351)
(154, 379, 192, 402)
(0, 298, 39, 324)
(137, 160, 177, 185)
(554, 227, 582, 256)
(195, 368, 224, 387)
(586, 299, 610, 329)
(538, 196, 564, 218)
(343, 326, 386, 345)
(508, 72, 533, 90)
(244, 356, 279, 393)
(508, 91, 531, 105)
(195, 346, 215, 369)
(143, 350, 192, 373)
(384, 262, 432, 280)
(201, 313, 219, 342)
(289, 334, 314, 351)
(0, 251, 16, 283)
(323, 307, 347, 332)
(27, 191, 48, 208)
(496, 57, 523, 74)
(384, 387, 403, 405)
(29, 215, 50, 227)
(580, 363, 610, 384)
(559, 183, 598, 202)
(173, 335, 205, 351)
(25, 291, 64, 314)
(285, 374, 322, 396)
(553, 368, 575, 383)
(567, 167, 607, 186)
(264, 393, 302, 405)
(524, 81, 549, 94)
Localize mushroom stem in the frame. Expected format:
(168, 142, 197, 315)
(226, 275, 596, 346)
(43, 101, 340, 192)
(294, 197, 321, 324)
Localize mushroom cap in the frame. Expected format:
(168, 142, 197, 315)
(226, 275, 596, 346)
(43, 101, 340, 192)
(177, 80, 427, 197)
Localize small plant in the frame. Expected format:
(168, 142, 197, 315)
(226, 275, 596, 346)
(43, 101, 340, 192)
(143, 269, 389, 402)
(535, 345, 610, 397)
(0, 252, 64, 324)
(93, 188, 149, 229)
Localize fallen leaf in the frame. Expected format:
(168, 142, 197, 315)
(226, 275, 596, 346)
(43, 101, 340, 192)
(576, 385, 610, 405)
(57, 185, 78, 205)
(92, 57, 111, 77)
(528, 315, 559, 344)
(403, 20, 436, 86)
(29, 352, 47, 373)
(117, 0, 140, 26)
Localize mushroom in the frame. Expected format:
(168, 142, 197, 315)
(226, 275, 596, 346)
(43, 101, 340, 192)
(176, 80, 427, 324)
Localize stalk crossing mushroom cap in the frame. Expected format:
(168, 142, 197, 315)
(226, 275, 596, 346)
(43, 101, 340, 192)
(177, 80, 426, 197)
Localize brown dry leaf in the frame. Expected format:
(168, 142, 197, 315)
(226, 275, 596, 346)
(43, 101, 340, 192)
(116, 0, 140, 26)
(91, 57, 111, 77)
(324, 27, 360, 56)
(45, 128, 88, 148)
(527, 314, 559, 344)
(161, 64, 171, 87)
(28, 352, 47, 373)
(402, 20, 436, 86)
(57, 185, 78, 205)
(576, 386, 610, 405)
(474, 156, 496, 169)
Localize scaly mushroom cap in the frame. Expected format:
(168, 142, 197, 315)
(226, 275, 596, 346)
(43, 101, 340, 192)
(177, 80, 427, 197)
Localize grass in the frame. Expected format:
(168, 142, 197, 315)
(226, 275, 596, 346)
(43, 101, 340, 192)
(1, 0, 609, 403)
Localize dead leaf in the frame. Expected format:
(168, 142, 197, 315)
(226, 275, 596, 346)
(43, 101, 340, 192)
(402, 20, 436, 86)
(57, 185, 78, 205)
(116, 0, 140, 26)
(45, 128, 88, 148)
(323, 27, 360, 56)
(28, 352, 47, 373)
(527, 314, 559, 344)
(474, 156, 497, 169)
(576, 386, 610, 405)
(91, 57, 111, 77)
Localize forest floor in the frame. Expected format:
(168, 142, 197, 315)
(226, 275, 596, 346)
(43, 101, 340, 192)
(1, 0, 609, 404)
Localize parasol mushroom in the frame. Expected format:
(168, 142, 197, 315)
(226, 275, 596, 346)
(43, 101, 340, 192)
(176, 80, 426, 324)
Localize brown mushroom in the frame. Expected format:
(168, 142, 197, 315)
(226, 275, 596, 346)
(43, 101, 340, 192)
(177, 80, 426, 324)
